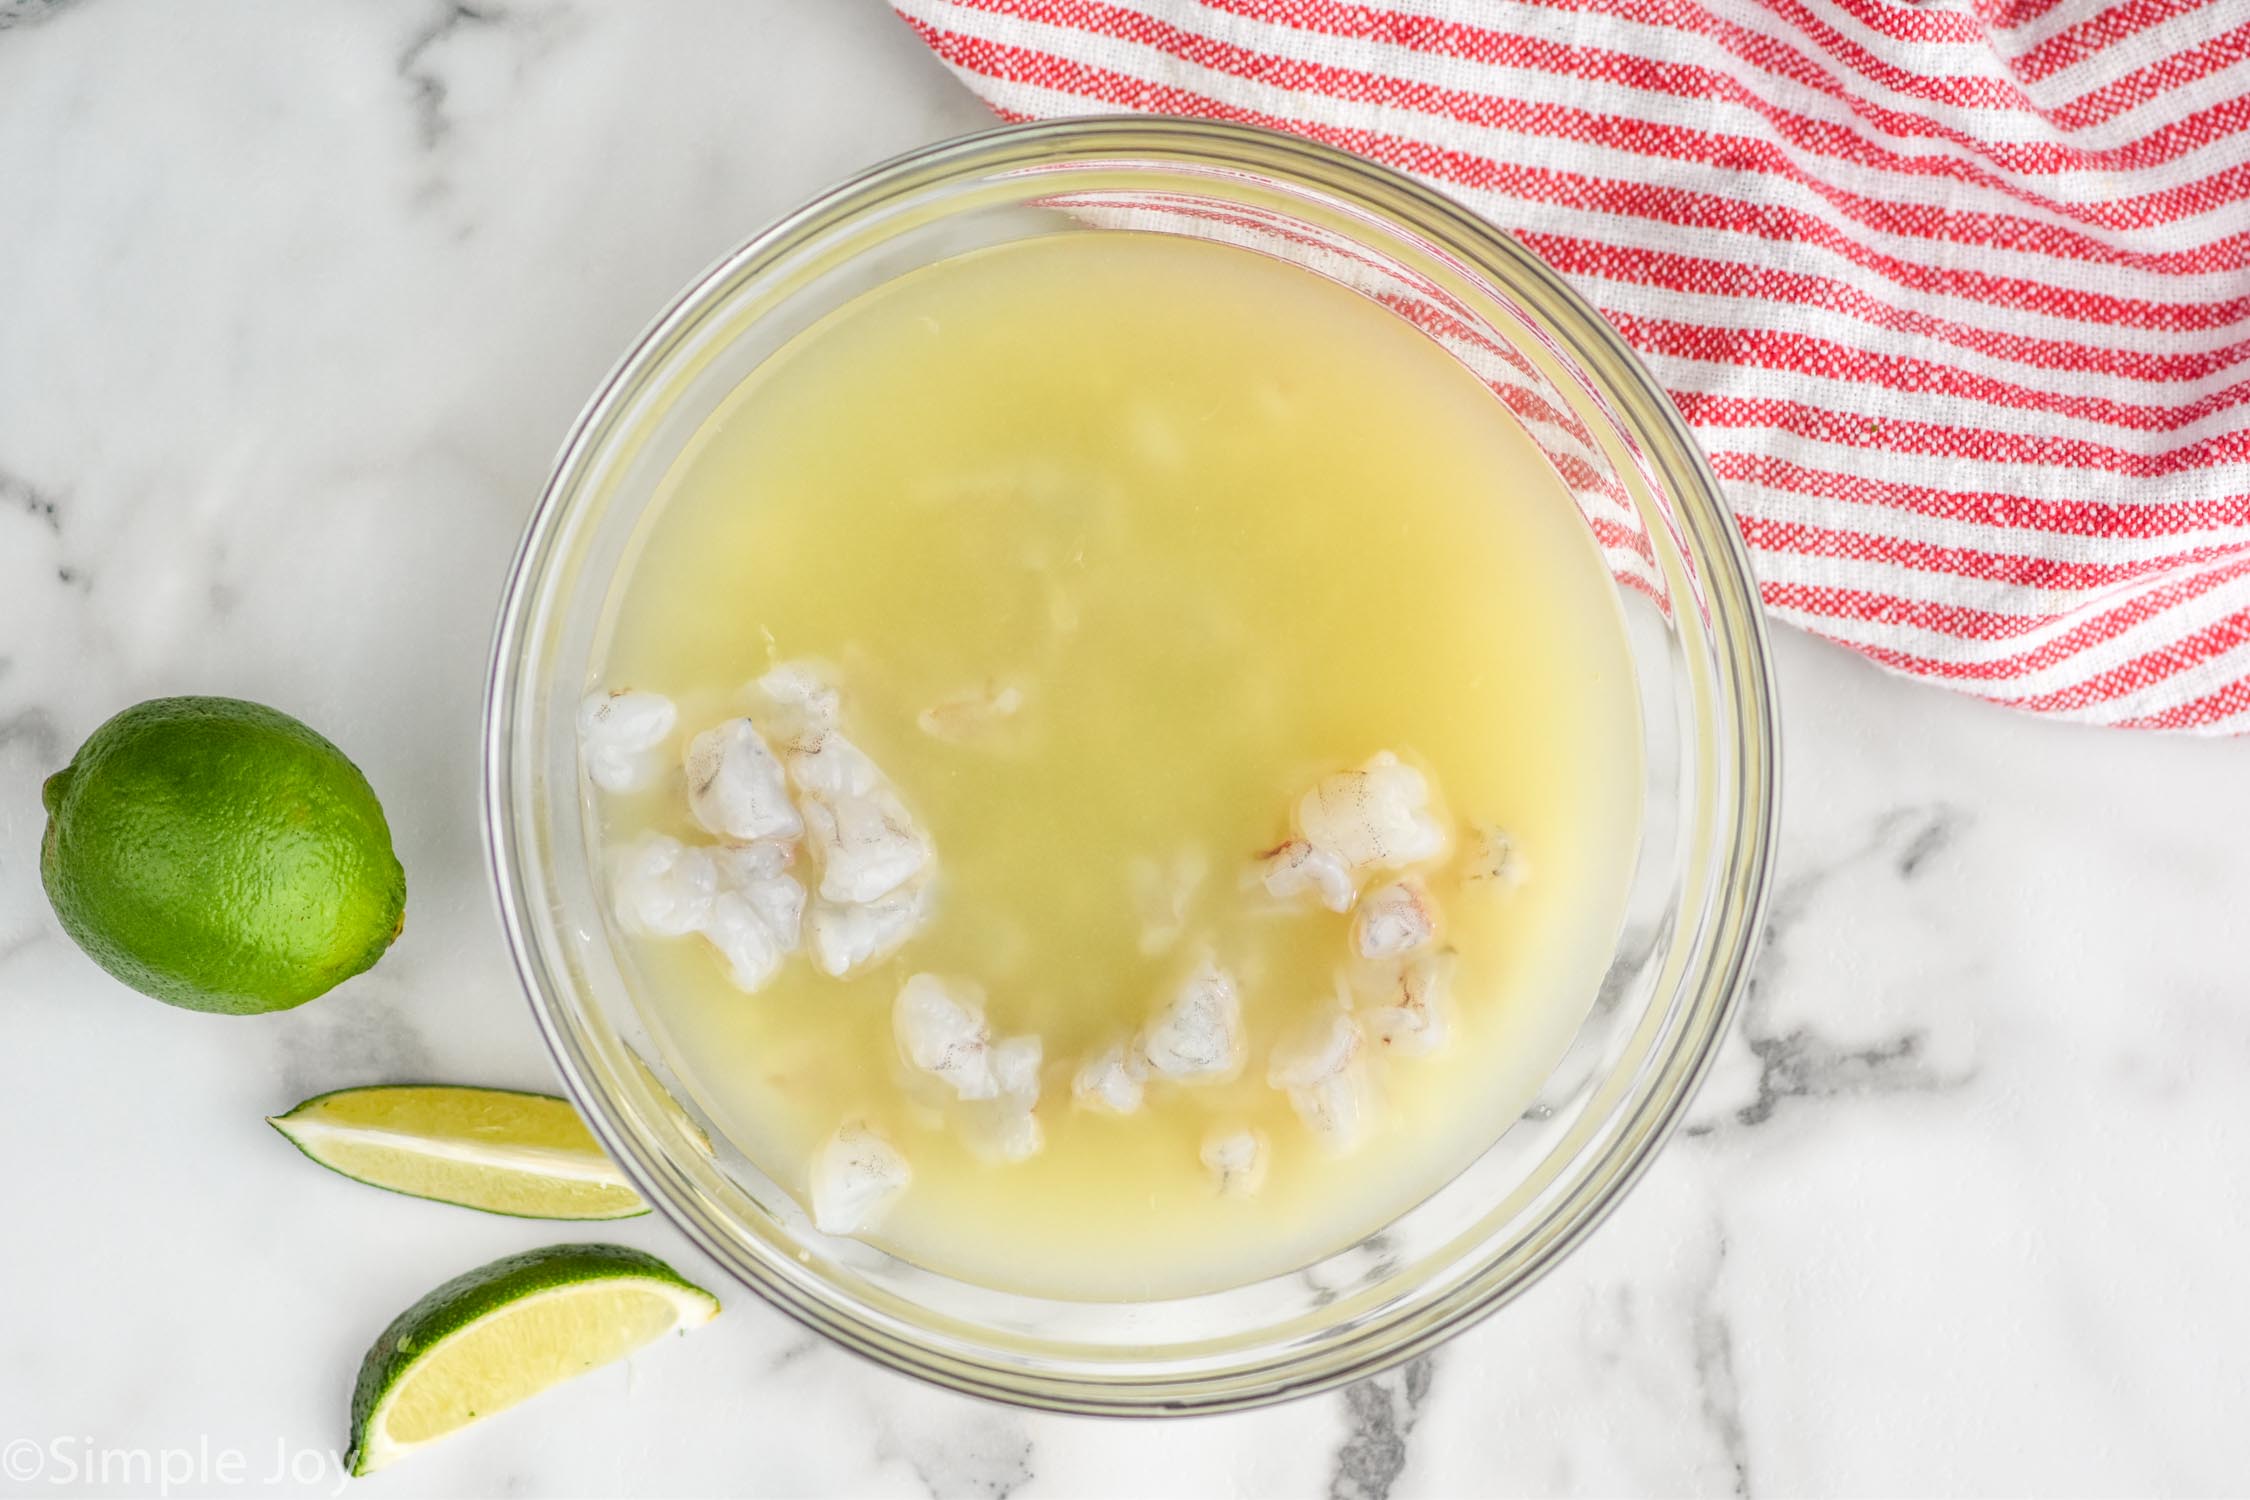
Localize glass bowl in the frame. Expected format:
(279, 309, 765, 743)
(484, 117, 1778, 1415)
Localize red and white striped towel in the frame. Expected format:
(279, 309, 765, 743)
(893, 0, 2250, 732)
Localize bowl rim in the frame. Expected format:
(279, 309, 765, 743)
(483, 114, 1781, 1415)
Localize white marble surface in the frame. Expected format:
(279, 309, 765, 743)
(3, 4, 2248, 1497)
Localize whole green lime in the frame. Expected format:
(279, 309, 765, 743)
(39, 696, 406, 1014)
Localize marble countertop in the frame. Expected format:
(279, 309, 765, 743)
(4, 4, 2247, 1496)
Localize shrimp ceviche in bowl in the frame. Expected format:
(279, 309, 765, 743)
(491, 121, 1775, 1413)
(573, 230, 1642, 1301)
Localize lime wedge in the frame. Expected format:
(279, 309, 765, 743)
(268, 1085, 647, 1220)
(346, 1243, 718, 1475)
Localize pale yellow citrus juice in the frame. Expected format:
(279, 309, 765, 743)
(587, 232, 1640, 1300)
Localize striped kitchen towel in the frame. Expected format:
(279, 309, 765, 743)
(893, 0, 2250, 732)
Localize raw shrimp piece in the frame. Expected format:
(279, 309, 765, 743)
(1256, 838, 1355, 914)
(1199, 1126, 1268, 1196)
(711, 840, 798, 900)
(577, 689, 676, 793)
(975, 1108, 1045, 1164)
(698, 844, 806, 994)
(756, 660, 841, 744)
(1297, 751, 1449, 873)
(747, 665, 934, 929)
(789, 732, 932, 905)
(805, 885, 929, 978)
(683, 717, 802, 844)
(810, 1120, 910, 1236)
(1267, 1008, 1374, 1147)
(1364, 951, 1454, 1058)
(721, 838, 787, 876)
(801, 783, 928, 904)
(1141, 956, 1245, 1083)
(917, 681, 1025, 744)
(893, 973, 998, 1101)
(989, 1034, 1043, 1107)
(1353, 878, 1438, 959)
(700, 892, 789, 993)
(971, 1033, 1046, 1163)
(786, 725, 882, 799)
(1072, 1040, 1148, 1114)
(1266, 1007, 1360, 1089)
(1463, 823, 1530, 889)
(610, 834, 717, 938)
(1130, 847, 1209, 956)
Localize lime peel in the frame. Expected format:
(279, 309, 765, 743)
(346, 1243, 718, 1475)
(269, 1085, 648, 1221)
(39, 695, 405, 1014)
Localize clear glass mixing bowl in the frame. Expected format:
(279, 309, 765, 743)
(484, 118, 1778, 1414)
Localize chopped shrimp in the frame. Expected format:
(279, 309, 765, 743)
(1363, 951, 1454, 1058)
(809, 1120, 909, 1236)
(1200, 1126, 1268, 1196)
(683, 717, 802, 844)
(789, 732, 931, 905)
(1297, 751, 1449, 873)
(578, 689, 676, 793)
(917, 680, 1025, 744)
(1257, 838, 1355, 913)
(1353, 878, 1438, 959)
(1072, 1040, 1148, 1114)
(698, 844, 806, 994)
(1267, 1007, 1375, 1147)
(893, 973, 997, 1101)
(805, 884, 929, 977)
(1141, 955, 1245, 1083)
(1130, 847, 1209, 956)
(610, 834, 717, 938)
